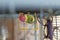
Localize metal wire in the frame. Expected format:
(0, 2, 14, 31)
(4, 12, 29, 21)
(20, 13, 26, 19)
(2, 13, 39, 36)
(55, 16, 58, 40)
(34, 13, 37, 40)
(39, 10, 44, 40)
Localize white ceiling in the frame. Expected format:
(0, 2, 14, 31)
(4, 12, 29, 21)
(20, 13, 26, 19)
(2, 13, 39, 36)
(0, 0, 60, 8)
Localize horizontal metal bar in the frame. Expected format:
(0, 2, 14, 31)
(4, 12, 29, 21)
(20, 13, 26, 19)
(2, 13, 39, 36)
(0, 14, 18, 19)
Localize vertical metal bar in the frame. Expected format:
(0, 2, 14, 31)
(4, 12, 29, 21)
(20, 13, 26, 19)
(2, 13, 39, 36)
(55, 16, 58, 40)
(39, 9, 44, 40)
(23, 17, 25, 40)
(34, 12, 37, 40)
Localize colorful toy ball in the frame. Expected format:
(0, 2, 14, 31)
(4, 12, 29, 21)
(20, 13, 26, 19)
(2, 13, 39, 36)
(19, 12, 26, 22)
(25, 14, 35, 24)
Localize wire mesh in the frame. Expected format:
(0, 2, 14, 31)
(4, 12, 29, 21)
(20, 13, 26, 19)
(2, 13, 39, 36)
(53, 16, 60, 40)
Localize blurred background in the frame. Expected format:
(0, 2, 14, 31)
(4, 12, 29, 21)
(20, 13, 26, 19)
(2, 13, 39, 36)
(0, 0, 60, 40)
